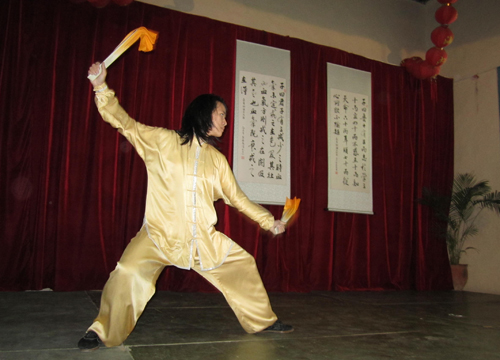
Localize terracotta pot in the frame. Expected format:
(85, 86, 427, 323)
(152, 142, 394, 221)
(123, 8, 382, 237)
(450, 264, 468, 291)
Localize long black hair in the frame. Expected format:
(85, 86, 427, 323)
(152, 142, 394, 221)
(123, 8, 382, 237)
(176, 94, 227, 146)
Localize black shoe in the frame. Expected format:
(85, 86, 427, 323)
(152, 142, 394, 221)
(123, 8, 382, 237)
(78, 330, 102, 352)
(262, 320, 294, 333)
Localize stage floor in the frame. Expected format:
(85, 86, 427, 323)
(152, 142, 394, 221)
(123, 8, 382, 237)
(1, 290, 499, 359)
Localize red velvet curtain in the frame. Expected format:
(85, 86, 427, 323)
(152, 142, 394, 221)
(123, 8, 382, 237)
(0, 0, 454, 292)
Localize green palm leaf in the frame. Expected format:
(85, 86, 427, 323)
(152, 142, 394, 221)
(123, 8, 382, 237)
(419, 173, 500, 265)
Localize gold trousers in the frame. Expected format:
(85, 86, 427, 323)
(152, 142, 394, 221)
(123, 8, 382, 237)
(88, 228, 278, 347)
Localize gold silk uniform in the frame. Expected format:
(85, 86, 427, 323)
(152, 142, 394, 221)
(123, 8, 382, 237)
(88, 84, 278, 347)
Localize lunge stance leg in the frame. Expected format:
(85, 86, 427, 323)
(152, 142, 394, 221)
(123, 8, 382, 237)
(194, 242, 279, 333)
(87, 228, 169, 347)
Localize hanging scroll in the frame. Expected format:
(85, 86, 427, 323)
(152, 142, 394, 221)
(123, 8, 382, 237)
(233, 40, 291, 205)
(327, 63, 373, 214)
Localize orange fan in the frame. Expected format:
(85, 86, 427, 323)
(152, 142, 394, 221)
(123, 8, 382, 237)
(88, 26, 159, 80)
(281, 197, 301, 223)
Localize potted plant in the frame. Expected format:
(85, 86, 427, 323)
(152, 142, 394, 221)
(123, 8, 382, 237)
(419, 173, 500, 290)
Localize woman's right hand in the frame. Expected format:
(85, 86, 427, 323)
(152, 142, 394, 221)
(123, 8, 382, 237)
(272, 219, 286, 235)
(88, 62, 107, 87)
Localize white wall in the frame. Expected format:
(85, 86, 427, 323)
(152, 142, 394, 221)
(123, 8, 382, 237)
(139, 0, 427, 65)
(139, 0, 500, 295)
(434, 0, 500, 295)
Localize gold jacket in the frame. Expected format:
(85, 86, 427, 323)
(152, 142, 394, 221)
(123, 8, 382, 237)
(95, 86, 275, 270)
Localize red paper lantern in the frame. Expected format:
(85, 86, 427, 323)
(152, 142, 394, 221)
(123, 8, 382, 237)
(414, 62, 441, 80)
(435, 5, 458, 25)
(431, 26, 454, 48)
(88, 0, 111, 7)
(401, 0, 457, 79)
(113, 0, 134, 5)
(402, 57, 440, 80)
(401, 56, 423, 73)
(425, 47, 448, 67)
(402, 57, 424, 78)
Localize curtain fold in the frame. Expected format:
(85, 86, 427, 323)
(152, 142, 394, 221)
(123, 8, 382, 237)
(0, 0, 453, 292)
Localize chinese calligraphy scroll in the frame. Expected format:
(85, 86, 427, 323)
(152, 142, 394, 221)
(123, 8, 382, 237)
(233, 41, 291, 205)
(327, 63, 373, 214)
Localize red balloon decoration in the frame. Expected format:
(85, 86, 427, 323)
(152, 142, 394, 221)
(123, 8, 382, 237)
(426, 47, 448, 67)
(435, 5, 458, 25)
(431, 25, 454, 48)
